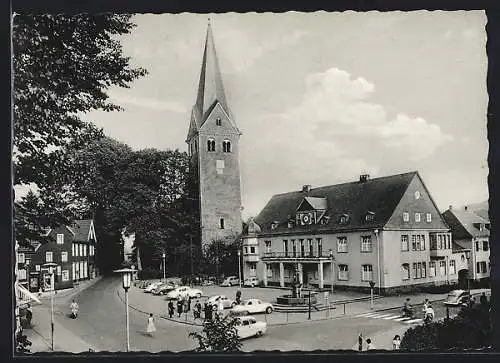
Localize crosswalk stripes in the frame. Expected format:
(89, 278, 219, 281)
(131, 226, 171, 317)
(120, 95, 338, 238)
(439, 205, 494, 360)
(353, 312, 424, 325)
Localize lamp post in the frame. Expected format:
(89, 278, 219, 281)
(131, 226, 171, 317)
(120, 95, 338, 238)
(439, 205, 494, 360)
(43, 262, 57, 351)
(329, 249, 334, 294)
(162, 252, 166, 283)
(369, 280, 375, 309)
(465, 250, 471, 297)
(237, 250, 242, 288)
(25, 259, 30, 292)
(114, 267, 134, 352)
(374, 229, 381, 295)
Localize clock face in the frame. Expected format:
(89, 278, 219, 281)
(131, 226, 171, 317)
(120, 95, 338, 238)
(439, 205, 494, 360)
(300, 213, 313, 225)
(414, 191, 421, 200)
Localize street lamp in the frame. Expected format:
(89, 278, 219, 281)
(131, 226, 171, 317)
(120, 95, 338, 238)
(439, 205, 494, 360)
(465, 250, 471, 297)
(25, 259, 30, 292)
(42, 262, 57, 351)
(374, 229, 381, 295)
(237, 250, 242, 288)
(162, 252, 166, 283)
(329, 249, 334, 294)
(114, 267, 135, 352)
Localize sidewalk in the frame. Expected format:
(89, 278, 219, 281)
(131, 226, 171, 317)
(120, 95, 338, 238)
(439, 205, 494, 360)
(20, 277, 102, 354)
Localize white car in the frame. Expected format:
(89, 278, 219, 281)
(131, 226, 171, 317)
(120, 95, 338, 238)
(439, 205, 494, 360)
(234, 316, 267, 339)
(231, 299, 274, 315)
(221, 276, 239, 287)
(208, 295, 237, 310)
(243, 277, 259, 287)
(166, 286, 203, 300)
(144, 282, 163, 293)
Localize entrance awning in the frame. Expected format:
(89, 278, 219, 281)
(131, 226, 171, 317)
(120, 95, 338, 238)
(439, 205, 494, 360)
(15, 282, 41, 305)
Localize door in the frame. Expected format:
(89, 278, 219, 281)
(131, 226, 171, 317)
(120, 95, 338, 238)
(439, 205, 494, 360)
(302, 269, 309, 286)
(458, 269, 468, 290)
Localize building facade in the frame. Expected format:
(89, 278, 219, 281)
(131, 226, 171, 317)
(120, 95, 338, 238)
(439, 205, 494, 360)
(26, 219, 97, 292)
(442, 206, 491, 284)
(186, 22, 243, 247)
(242, 172, 465, 294)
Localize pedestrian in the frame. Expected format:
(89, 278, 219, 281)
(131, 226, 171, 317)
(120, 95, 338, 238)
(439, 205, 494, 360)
(392, 335, 401, 350)
(146, 313, 156, 337)
(366, 338, 376, 350)
(26, 304, 32, 327)
(236, 290, 242, 305)
(194, 300, 202, 320)
(358, 332, 363, 351)
(177, 299, 183, 317)
(187, 296, 192, 312)
(422, 298, 429, 312)
(168, 301, 174, 318)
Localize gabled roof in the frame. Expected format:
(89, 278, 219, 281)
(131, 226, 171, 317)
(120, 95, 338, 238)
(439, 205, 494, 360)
(442, 209, 490, 239)
(253, 172, 417, 235)
(297, 197, 327, 211)
(71, 219, 96, 242)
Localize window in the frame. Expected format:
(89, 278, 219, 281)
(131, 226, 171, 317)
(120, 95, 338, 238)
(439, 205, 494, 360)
(283, 240, 288, 256)
(266, 264, 273, 278)
(361, 265, 373, 281)
(61, 252, 68, 262)
(18, 269, 27, 280)
(244, 247, 248, 254)
(222, 140, 231, 153)
(483, 241, 489, 251)
(439, 260, 446, 276)
(426, 213, 432, 222)
(35, 265, 40, 272)
(250, 246, 255, 254)
(317, 238, 323, 256)
(403, 212, 410, 222)
(422, 262, 426, 278)
(216, 117, 222, 126)
(56, 266, 61, 275)
(339, 214, 349, 224)
(415, 213, 421, 222)
(401, 264, 410, 280)
(308, 239, 313, 256)
(414, 191, 421, 199)
(292, 240, 297, 257)
(449, 260, 456, 275)
(420, 235, 426, 250)
(361, 236, 372, 252)
(62, 270, 69, 282)
(249, 263, 257, 277)
(429, 261, 436, 277)
(216, 159, 225, 174)
(57, 233, 64, 244)
(337, 237, 348, 253)
(300, 239, 305, 256)
(412, 263, 417, 278)
(478, 261, 487, 274)
(72, 244, 75, 257)
(46, 252, 53, 262)
(17, 253, 25, 264)
(401, 235, 409, 251)
(365, 212, 374, 222)
(219, 218, 225, 229)
(207, 138, 215, 152)
(411, 235, 417, 251)
(265, 241, 271, 253)
(90, 245, 94, 256)
(475, 241, 480, 252)
(338, 265, 349, 280)
(79, 244, 83, 256)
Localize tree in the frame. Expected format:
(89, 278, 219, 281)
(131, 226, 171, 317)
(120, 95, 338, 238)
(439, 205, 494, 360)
(189, 313, 242, 352)
(200, 235, 242, 280)
(400, 303, 492, 351)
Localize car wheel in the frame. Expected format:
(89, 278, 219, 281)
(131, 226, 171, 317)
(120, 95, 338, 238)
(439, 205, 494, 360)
(266, 307, 273, 314)
(251, 284, 255, 288)
(256, 331, 263, 337)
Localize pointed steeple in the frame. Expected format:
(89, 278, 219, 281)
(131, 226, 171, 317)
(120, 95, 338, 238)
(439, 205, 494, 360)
(192, 20, 231, 129)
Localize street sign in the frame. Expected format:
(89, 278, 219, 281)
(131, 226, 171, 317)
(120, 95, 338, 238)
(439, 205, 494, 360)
(369, 280, 375, 288)
(324, 291, 329, 299)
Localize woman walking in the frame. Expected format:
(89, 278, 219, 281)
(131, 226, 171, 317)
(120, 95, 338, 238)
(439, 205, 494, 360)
(146, 313, 156, 337)
(392, 335, 401, 350)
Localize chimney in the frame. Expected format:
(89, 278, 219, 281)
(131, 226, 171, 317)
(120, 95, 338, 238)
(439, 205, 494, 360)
(359, 174, 370, 183)
(449, 205, 453, 210)
(464, 206, 468, 211)
(302, 185, 312, 193)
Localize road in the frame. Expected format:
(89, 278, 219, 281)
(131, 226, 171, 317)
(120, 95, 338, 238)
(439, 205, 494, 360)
(45, 277, 455, 352)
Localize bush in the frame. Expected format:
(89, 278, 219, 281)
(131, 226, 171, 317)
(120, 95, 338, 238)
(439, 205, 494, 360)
(189, 313, 242, 352)
(401, 304, 492, 351)
(15, 330, 32, 354)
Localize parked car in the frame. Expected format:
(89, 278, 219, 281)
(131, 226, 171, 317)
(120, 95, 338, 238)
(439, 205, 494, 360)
(234, 316, 267, 339)
(243, 277, 259, 287)
(153, 283, 176, 295)
(231, 299, 274, 315)
(166, 286, 203, 300)
(202, 280, 215, 286)
(443, 289, 470, 306)
(144, 282, 163, 293)
(208, 295, 237, 310)
(221, 276, 239, 287)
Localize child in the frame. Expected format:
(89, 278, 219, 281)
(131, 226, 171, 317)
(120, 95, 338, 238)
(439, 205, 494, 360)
(146, 313, 156, 336)
(168, 301, 174, 318)
(392, 335, 401, 350)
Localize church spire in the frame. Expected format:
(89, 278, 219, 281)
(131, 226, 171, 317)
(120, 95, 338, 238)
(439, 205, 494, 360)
(193, 20, 230, 127)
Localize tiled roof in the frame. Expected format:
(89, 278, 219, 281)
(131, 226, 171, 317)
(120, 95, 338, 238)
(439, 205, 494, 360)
(442, 209, 490, 239)
(253, 171, 417, 235)
(452, 241, 469, 253)
(71, 219, 94, 242)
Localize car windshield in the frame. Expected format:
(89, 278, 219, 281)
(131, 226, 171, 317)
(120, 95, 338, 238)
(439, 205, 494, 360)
(448, 291, 461, 297)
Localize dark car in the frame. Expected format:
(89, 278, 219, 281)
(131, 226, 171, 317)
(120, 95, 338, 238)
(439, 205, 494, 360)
(443, 290, 470, 306)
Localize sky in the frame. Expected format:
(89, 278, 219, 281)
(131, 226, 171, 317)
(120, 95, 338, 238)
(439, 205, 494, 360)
(73, 11, 487, 221)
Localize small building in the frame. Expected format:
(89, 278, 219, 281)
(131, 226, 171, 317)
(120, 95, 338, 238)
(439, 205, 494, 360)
(242, 171, 461, 294)
(28, 219, 97, 292)
(442, 206, 491, 285)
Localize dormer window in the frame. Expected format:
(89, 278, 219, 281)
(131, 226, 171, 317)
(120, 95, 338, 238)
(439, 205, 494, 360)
(207, 138, 216, 152)
(287, 220, 294, 228)
(222, 139, 232, 153)
(339, 214, 350, 225)
(365, 211, 375, 222)
(271, 221, 279, 230)
(216, 117, 222, 126)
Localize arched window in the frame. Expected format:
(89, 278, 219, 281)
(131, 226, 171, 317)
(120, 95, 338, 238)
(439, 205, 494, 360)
(207, 138, 215, 152)
(222, 139, 231, 153)
(216, 117, 222, 126)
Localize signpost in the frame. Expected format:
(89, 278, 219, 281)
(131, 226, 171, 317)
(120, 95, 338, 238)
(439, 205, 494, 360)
(324, 291, 330, 317)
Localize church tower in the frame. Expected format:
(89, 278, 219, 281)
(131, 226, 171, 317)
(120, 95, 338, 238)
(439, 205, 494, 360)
(186, 21, 243, 247)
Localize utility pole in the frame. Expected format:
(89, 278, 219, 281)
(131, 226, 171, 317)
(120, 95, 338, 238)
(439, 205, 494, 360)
(190, 235, 194, 286)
